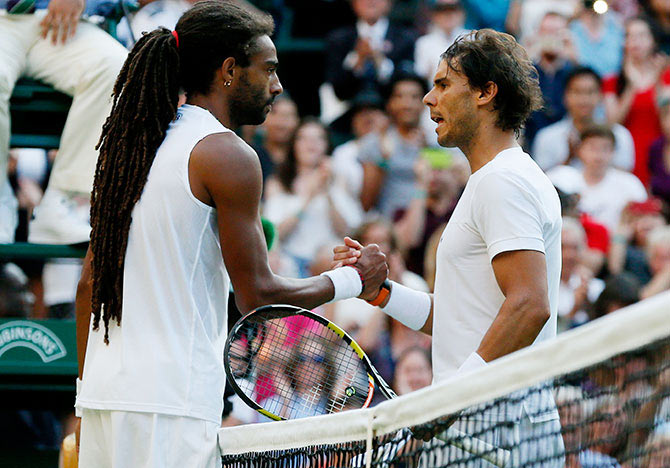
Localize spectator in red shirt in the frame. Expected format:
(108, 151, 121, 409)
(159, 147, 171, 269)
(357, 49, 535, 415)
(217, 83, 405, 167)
(604, 17, 670, 186)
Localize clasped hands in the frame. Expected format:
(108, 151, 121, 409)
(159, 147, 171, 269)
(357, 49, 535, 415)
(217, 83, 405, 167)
(331, 237, 387, 301)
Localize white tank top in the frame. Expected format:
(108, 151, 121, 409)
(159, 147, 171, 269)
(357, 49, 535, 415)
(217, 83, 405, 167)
(77, 105, 232, 423)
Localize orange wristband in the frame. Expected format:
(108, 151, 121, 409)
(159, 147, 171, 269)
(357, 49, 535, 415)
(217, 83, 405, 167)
(367, 280, 391, 307)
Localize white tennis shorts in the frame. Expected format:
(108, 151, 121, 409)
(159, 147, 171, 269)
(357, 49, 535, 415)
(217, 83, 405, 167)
(78, 409, 221, 468)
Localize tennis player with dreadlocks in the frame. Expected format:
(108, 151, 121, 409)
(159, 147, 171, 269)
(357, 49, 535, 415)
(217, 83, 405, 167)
(73, 1, 388, 466)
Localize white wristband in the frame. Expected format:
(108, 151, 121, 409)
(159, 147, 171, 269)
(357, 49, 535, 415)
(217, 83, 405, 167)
(75, 378, 83, 417)
(456, 352, 487, 375)
(380, 281, 431, 331)
(321, 266, 363, 303)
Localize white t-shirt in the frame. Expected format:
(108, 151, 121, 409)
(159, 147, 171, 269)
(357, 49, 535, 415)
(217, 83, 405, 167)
(331, 140, 364, 197)
(432, 147, 562, 420)
(532, 118, 635, 172)
(263, 184, 363, 264)
(547, 165, 647, 231)
(77, 105, 232, 423)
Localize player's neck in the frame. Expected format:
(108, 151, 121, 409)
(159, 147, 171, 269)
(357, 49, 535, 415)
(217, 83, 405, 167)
(186, 93, 236, 129)
(462, 125, 517, 174)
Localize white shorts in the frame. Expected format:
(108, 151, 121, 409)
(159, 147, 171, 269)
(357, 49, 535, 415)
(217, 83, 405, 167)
(78, 409, 221, 468)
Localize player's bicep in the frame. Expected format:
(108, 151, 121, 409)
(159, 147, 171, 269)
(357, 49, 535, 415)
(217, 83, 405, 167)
(491, 250, 548, 301)
(191, 133, 273, 310)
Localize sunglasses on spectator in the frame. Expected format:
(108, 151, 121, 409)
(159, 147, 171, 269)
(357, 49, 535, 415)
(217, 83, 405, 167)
(298, 354, 326, 364)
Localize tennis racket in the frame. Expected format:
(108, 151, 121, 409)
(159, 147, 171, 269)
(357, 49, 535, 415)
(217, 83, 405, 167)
(224, 304, 510, 467)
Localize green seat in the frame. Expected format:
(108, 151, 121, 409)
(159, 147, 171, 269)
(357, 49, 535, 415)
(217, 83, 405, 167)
(10, 77, 71, 149)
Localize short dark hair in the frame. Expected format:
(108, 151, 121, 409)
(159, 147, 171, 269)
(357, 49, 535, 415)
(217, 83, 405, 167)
(384, 71, 429, 101)
(441, 29, 543, 134)
(580, 124, 616, 146)
(592, 273, 640, 319)
(565, 66, 602, 90)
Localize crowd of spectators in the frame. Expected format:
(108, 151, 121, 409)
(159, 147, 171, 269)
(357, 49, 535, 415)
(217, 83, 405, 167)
(2, 0, 670, 463)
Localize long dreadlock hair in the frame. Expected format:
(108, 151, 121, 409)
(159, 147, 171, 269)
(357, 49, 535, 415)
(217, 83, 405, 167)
(90, 0, 274, 342)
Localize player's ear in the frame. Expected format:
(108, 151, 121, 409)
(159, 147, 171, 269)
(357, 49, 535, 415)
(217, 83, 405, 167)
(220, 57, 236, 86)
(477, 81, 498, 107)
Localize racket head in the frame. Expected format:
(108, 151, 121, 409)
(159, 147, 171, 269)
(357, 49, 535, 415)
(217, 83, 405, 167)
(224, 304, 379, 420)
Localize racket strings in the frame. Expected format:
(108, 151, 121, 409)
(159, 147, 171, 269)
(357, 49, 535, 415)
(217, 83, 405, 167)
(229, 314, 372, 419)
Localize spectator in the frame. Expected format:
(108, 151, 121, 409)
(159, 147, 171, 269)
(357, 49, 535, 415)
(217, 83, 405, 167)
(548, 125, 647, 232)
(524, 11, 576, 148)
(253, 95, 300, 184)
(263, 118, 363, 277)
(460, 0, 510, 31)
(0, 263, 32, 318)
(570, 1, 625, 78)
(414, 0, 468, 85)
(1, 0, 127, 245)
(608, 199, 666, 285)
(359, 72, 427, 218)
(393, 148, 461, 277)
(325, 0, 417, 103)
(579, 400, 626, 467)
(533, 66, 635, 172)
(643, 0, 670, 55)
(648, 94, 670, 205)
(603, 16, 670, 187)
(640, 225, 670, 299)
(392, 346, 432, 395)
(610, 0, 640, 22)
(330, 90, 388, 198)
(558, 217, 605, 331)
(506, 0, 579, 41)
(591, 272, 641, 320)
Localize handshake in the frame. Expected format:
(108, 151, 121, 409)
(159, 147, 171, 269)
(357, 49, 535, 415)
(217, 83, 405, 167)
(329, 236, 389, 302)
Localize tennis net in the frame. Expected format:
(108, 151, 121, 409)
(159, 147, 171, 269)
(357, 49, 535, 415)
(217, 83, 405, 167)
(218, 291, 670, 467)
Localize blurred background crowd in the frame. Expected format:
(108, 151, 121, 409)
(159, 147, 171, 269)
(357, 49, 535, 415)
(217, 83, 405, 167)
(3, 0, 670, 465)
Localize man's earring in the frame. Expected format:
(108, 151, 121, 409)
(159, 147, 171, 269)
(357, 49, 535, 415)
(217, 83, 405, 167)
(225, 80, 232, 87)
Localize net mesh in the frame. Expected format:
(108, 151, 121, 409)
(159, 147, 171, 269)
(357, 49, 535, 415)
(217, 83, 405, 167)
(219, 292, 670, 468)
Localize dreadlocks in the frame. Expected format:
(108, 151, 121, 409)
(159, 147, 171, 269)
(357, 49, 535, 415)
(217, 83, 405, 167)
(90, 0, 274, 342)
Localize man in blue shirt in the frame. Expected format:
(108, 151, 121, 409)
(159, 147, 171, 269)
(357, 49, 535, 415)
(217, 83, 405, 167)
(460, 0, 510, 32)
(1, 0, 127, 245)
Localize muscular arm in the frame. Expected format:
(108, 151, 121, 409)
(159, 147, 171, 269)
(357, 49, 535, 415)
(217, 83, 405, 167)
(476, 250, 551, 362)
(191, 133, 386, 312)
(75, 247, 93, 379)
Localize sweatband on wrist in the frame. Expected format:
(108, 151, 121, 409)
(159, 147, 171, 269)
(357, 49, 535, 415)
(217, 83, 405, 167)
(75, 378, 83, 417)
(380, 281, 431, 330)
(321, 266, 363, 303)
(456, 352, 487, 375)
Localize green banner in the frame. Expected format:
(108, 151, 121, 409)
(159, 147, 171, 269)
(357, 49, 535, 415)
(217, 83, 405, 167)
(0, 319, 77, 375)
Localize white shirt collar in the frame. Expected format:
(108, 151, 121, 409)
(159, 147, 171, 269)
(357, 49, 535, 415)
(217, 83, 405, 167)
(356, 17, 389, 48)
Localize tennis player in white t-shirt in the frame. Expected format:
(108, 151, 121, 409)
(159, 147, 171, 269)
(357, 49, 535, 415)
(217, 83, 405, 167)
(336, 29, 565, 466)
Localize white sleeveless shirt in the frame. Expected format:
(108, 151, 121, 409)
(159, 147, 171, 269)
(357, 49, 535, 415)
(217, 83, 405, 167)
(76, 105, 232, 423)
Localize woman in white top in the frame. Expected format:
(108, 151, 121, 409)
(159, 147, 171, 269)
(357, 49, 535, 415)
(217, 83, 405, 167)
(264, 119, 363, 277)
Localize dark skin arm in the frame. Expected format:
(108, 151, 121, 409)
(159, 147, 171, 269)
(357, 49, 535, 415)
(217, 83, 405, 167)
(74, 246, 93, 451)
(190, 132, 388, 312)
(76, 247, 93, 379)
